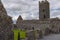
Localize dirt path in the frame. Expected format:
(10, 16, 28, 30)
(40, 34, 60, 40)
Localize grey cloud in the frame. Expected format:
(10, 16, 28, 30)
(1, 0, 60, 21)
(51, 11, 60, 17)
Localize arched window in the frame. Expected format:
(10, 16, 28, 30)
(44, 15, 46, 18)
(42, 9, 45, 12)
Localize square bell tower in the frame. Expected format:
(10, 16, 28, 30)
(39, 0, 50, 20)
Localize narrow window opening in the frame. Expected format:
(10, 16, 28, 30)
(42, 9, 45, 12)
(44, 15, 46, 19)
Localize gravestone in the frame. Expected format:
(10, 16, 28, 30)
(39, 30, 43, 38)
(44, 28, 50, 35)
(36, 30, 43, 40)
(27, 30, 36, 40)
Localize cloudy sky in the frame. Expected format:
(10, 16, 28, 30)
(1, 0, 60, 21)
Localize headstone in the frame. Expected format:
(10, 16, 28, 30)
(27, 30, 36, 40)
(44, 28, 50, 35)
(36, 30, 43, 40)
(39, 30, 43, 38)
